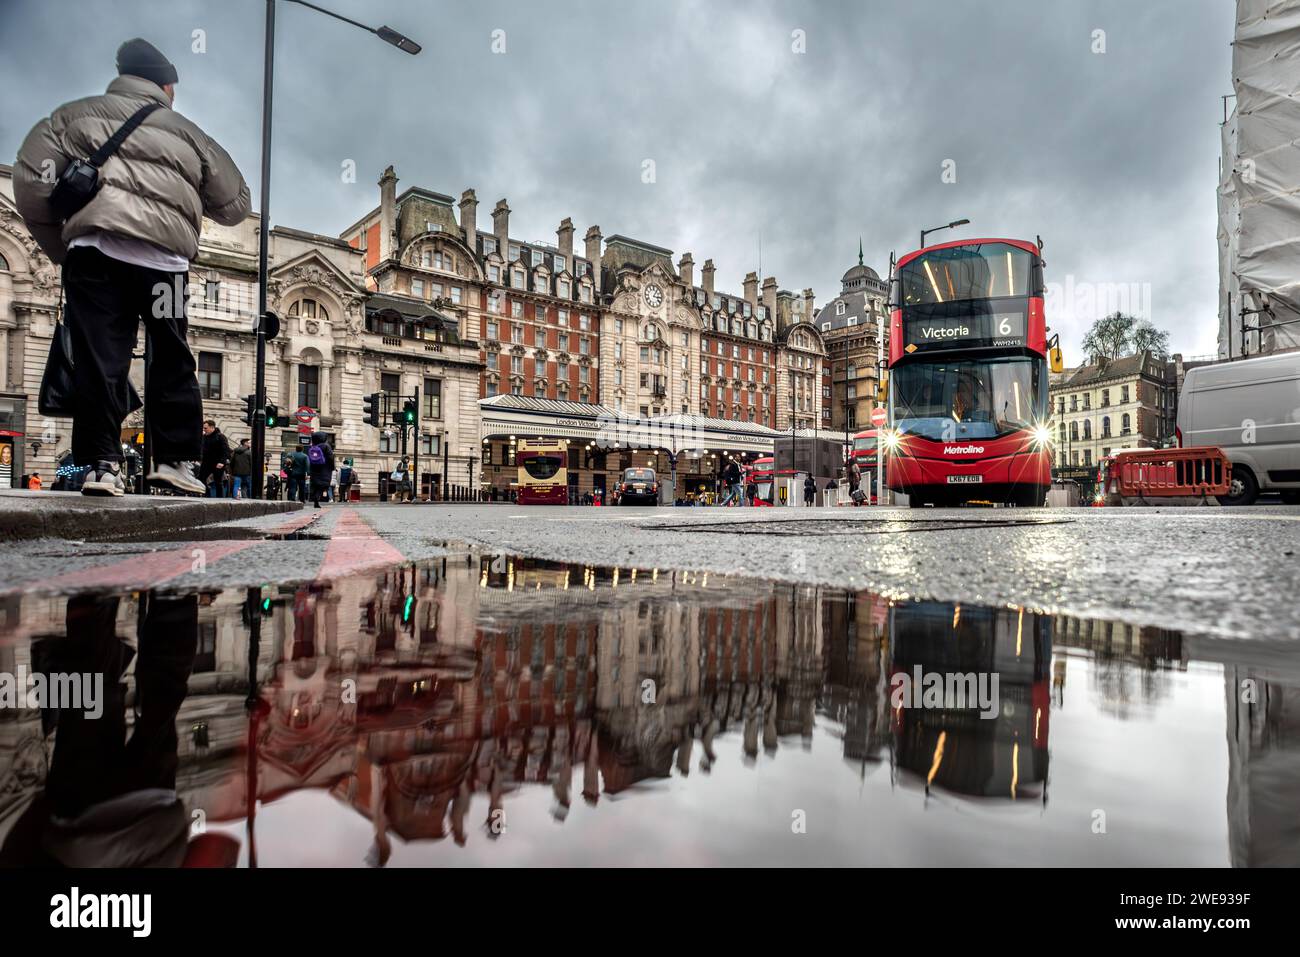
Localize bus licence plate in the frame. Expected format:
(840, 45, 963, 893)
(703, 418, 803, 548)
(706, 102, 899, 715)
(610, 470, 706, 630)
(947, 475, 983, 484)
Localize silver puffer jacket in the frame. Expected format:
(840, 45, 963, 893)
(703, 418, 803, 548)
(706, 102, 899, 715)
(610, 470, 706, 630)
(13, 74, 250, 264)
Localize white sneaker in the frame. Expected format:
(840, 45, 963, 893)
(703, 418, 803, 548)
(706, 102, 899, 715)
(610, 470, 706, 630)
(148, 461, 205, 495)
(82, 461, 125, 497)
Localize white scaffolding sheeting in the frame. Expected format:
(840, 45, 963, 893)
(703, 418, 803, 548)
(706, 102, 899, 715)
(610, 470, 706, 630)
(1219, 0, 1300, 357)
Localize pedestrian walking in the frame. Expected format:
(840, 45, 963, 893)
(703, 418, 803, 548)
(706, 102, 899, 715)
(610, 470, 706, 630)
(338, 457, 355, 503)
(199, 419, 230, 497)
(27, 472, 42, 491)
(14, 38, 250, 497)
(329, 465, 340, 503)
(307, 431, 334, 509)
(803, 473, 816, 507)
(392, 455, 413, 503)
(285, 447, 309, 503)
(228, 437, 252, 499)
(718, 459, 743, 506)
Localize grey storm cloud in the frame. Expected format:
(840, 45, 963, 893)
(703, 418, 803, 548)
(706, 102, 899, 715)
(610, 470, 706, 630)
(1, 0, 1231, 357)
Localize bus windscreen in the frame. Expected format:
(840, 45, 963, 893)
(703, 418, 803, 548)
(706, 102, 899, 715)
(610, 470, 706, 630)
(892, 356, 1044, 442)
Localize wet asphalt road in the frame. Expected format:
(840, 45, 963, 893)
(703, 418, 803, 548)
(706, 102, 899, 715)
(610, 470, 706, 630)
(3, 501, 1300, 641)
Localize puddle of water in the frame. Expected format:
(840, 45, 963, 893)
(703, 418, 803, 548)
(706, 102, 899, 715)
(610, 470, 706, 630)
(0, 555, 1295, 868)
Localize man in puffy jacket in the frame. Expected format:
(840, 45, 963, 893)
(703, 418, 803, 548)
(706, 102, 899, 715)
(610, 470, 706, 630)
(13, 38, 250, 497)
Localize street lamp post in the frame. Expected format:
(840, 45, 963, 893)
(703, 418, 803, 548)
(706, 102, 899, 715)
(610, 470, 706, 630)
(919, 218, 970, 250)
(252, 0, 420, 499)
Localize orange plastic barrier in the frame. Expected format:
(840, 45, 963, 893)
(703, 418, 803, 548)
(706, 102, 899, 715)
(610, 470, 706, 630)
(1108, 447, 1231, 500)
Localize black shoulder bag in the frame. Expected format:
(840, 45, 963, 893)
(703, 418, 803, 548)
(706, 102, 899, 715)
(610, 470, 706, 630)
(38, 284, 144, 418)
(49, 102, 162, 221)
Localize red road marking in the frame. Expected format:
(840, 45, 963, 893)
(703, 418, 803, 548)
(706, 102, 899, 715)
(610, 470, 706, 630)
(5, 508, 322, 596)
(315, 508, 406, 581)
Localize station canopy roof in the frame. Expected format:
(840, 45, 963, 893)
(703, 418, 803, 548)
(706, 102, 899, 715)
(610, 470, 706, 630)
(478, 394, 785, 453)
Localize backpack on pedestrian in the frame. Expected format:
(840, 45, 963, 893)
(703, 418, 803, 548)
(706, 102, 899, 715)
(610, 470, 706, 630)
(307, 443, 326, 467)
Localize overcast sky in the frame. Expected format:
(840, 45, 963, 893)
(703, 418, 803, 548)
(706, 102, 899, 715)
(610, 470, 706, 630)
(1, 0, 1232, 358)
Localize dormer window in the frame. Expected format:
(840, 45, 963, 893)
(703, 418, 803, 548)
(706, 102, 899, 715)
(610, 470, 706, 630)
(558, 279, 570, 298)
(482, 236, 498, 255)
(531, 249, 544, 267)
(836, 301, 846, 316)
(512, 268, 525, 288)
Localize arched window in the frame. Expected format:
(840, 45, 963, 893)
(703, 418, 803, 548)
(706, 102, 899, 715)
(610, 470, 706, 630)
(1083, 420, 1092, 439)
(0, 251, 9, 271)
(644, 322, 659, 341)
(846, 363, 856, 379)
(1122, 413, 1131, 434)
(836, 301, 846, 316)
(288, 298, 328, 322)
(1102, 415, 1111, 437)
(1070, 421, 1079, 441)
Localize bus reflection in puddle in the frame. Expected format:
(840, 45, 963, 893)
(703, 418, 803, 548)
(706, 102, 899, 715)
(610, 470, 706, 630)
(888, 601, 1051, 803)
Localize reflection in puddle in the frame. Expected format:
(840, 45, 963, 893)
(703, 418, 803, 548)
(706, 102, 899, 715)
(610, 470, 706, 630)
(0, 555, 1296, 867)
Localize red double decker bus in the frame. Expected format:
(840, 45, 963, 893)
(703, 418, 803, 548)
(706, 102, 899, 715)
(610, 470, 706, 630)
(884, 238, 1060, 507)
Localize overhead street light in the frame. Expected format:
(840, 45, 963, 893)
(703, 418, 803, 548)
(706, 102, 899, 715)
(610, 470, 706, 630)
(920, 218, 970, 250)
(251, 0, 420, 498)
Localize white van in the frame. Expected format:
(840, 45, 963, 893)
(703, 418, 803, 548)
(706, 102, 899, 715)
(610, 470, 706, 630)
(1177, 352, 1300, 505)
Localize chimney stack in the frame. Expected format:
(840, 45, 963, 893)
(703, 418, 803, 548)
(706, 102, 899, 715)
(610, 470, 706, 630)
(702, 259, 716, 296)
(378, 165, 398, 263)
(492, 199, 511, 261)
(743, 272, 759, 307)
(762, 276, 778, 323)
(459, 189, 478, 252)
(584, 225, 603, 292)
(679, 252, 694, 288)
(557, 217, 574, 258)
(802, 288, 815, 322)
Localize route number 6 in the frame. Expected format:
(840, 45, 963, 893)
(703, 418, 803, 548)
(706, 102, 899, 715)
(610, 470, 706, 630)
(997, 316, 1013, 335)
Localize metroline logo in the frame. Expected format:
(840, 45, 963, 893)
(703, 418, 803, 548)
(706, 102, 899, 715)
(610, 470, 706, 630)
(943, 445, 985, 454)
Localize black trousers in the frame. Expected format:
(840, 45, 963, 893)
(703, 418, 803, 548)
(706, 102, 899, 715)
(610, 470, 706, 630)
(63, 245, 203, 465)
(42, 592, 198, 819)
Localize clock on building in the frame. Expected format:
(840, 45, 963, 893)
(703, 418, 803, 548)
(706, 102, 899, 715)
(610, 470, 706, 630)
(644, 283, 664, 308)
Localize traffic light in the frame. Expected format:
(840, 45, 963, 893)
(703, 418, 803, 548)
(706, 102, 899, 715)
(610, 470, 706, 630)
(243, 393, 257, 427)
(264, 404, 279, 428)
(363, 392, 381, 428)
(402, 398, 417, 425)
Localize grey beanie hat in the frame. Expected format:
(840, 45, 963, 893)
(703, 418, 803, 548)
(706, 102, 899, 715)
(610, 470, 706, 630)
(116, 37, 178, 87)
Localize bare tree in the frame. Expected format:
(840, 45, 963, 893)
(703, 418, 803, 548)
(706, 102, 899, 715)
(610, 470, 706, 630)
(1131, 319, 1170, 358)
(1081, 312, 1135, 360)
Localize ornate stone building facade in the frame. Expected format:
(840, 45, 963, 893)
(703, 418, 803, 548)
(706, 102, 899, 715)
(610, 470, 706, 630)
(817, 248, 890, 433)
(2, 160, 827, 496)
(0, 164, 483, 494)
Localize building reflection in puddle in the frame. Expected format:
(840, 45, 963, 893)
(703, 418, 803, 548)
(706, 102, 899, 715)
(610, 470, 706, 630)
(0, 555, 1296, 867)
